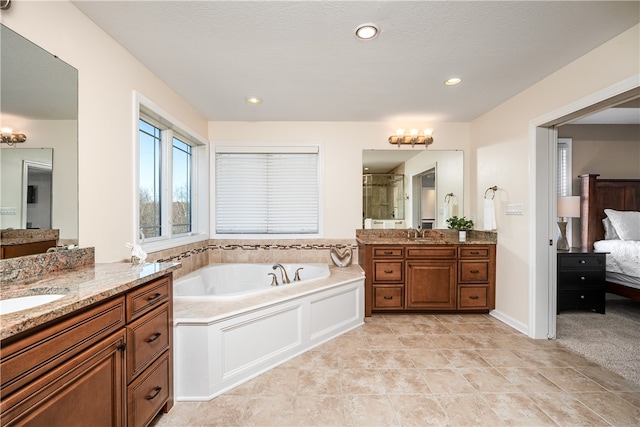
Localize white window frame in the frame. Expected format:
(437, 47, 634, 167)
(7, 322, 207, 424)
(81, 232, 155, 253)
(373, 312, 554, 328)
(211, 142, 324, 239)
(134, 92, 209, 252)
(557, 137, 575, 245)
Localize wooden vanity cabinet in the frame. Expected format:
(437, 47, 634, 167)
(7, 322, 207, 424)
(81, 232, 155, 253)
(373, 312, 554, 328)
(0, 273, 173, 427)
(0, 239, 57, 259)
(359, 242, 495, 315)
(369, 246, 405, 312)
(406, 247, 457, 310)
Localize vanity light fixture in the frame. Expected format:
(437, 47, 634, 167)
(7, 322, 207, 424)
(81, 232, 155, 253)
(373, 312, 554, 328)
(445, 77, 462, 86)
(388, 128, 433, 148)
(1, 127, 27, 146)
(245, 96, 263, 105)
(355, 24, 379, 40)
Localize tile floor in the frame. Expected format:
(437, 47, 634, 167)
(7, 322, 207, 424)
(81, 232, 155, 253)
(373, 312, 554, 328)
(151, 314, 640, 426)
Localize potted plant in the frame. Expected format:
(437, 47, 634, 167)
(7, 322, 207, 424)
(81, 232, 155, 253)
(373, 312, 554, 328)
(446, 216, 474, 242)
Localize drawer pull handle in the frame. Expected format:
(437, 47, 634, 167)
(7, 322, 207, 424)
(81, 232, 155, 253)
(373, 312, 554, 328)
(383, 251, 393, 255)
(470, 251, 480, 255)
(469, 295, 479, 300)
(470, 270, 480, 273)
(146, 386, 162, 400)
(383, 296, 393, 300)
(147, 292, 162, 302)
(580, 276, 586, 281)
(580, 295, 585, 299)
(146, 332, 162, 343)
(579, 260, 586, 264)
(384, 270, 394, 274)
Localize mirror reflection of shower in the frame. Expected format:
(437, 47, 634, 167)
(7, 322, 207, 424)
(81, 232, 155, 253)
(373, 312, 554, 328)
(419, 168, 436, 229)
(23, 161, 52, 229)
(363, 174, 405, 228)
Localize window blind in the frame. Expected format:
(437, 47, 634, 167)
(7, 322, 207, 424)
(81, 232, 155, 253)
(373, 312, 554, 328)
(215, 152, 319, 234)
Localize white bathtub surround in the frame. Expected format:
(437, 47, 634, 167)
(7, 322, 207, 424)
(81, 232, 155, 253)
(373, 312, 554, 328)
(174, 263, 330, 299)
(173, 264, 364, 401)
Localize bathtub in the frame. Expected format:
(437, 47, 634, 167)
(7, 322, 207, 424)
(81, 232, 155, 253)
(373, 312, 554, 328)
(173, 263, 364, 401)
(174, 263, 331, 300)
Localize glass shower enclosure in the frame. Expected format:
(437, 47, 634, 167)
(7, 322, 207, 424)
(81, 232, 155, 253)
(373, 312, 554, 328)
(362, 174, 405, 223)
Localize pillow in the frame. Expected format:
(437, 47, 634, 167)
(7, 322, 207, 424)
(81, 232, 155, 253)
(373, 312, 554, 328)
(604, 209, 640, 241)
(602, 217, 620, 240)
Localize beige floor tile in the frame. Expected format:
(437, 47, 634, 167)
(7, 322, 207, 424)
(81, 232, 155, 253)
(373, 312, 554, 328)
(292, 395, 346, 427)
(340, 368, 387, 395)
(187, 395, 249, 427)
(459, 367, 520, 393)
(497, 367, 564, 393)
(241, 395, 296, 426)
(527, 392, 610, 426)
(420, 368, 476, 394)
(157, 313, 639, 426)
(378, 368, 432, 395)
(481, 393, 557, 426)
(405, 349, 452, 368)
(388, 394, 451, 426)
(440, 349, 491, 368)
(437, 393, 505, 426)
(539, 367, 607, 392)
(571, 391, 640, 426)
(370, 349, 416, 369)
(342, 395, 400, 426)
(297, 368, 343, 396)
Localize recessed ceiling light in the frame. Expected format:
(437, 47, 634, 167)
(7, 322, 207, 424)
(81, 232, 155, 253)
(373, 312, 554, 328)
(355, 24, 379, 40)
(445, 78, 461, 86)
(245, 96, 263, 104)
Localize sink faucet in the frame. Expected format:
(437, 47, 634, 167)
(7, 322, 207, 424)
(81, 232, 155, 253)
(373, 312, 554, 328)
(406, 229, 418, 239)
(272, 264, 291, 284)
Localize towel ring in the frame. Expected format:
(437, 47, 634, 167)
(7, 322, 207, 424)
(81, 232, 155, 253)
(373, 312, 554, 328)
(484, 186, 497, 200)
(444, 193, 454, 203)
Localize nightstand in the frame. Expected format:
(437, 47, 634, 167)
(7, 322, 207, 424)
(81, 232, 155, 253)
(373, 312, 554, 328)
(557, 248, 607, 314)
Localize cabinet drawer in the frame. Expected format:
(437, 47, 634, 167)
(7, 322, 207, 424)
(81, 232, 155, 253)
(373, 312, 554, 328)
(374, 261, 403, 282)
(373, 247, 404, 258)
(458, 247, 490, 258)
(127, 303, 170, 383)
(558, 254, 605, 269)
(558, 289, 605, 314)
(406, 246, 456, 259)
(127, 276, 170, 322)
(458, 261, 489, 283)
(128, 352, 170, 427)
(458, 286, 489, 309)
(558, 270, 605, 288)
(1, 297, 125, 399)
(373, 286, 404, 309)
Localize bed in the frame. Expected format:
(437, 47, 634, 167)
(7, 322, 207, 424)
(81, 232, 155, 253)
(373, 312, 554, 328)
(579, 174, 640, 301)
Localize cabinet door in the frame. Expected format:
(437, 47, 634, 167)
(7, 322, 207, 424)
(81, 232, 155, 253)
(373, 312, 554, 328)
(1, 331, 125, 427)
(405, 260, 456, 309)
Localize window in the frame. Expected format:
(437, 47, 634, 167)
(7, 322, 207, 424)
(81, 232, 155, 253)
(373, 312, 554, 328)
(214, 146, 321, 236)
(557, 138, 573, 197)
(136, 95, 208, 250)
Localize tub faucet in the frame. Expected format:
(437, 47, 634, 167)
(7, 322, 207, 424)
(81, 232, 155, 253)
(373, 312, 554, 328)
(272, 264, 291, 284)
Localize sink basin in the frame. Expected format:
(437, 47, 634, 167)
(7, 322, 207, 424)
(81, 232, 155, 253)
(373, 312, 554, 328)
(0, 294, 66, 316)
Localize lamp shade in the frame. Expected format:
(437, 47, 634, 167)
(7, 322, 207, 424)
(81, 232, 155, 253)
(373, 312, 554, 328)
(557, 196, 581, 218)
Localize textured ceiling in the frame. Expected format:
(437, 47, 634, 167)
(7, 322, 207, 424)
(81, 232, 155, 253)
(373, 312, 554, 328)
(71, 1, 640, 123)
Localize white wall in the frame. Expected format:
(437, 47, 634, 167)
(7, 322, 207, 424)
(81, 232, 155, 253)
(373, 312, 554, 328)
(209, 122, 470, 238)
(470, 25, 640, 329)
(2, 1, 208, 262)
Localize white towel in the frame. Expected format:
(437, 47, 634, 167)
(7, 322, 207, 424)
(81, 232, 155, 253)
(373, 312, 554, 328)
(483, 198, 496, 230)
(442, 202, 451, 228)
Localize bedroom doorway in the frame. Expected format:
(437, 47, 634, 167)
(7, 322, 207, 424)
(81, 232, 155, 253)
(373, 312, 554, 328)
(531, 82, 639, 340)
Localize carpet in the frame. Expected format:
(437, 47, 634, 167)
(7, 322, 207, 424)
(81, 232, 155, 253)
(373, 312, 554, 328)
(556, 296, 640, 385)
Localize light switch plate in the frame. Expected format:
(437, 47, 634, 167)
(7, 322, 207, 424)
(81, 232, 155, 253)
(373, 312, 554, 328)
(506, 203, 524, 215)
(0, 207, 17, 215)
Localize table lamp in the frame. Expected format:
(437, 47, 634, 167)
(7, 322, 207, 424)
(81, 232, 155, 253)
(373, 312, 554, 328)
(557, 196, 581, 251)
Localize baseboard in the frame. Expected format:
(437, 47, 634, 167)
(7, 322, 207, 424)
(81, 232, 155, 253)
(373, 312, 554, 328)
(490, 309, 529, 336)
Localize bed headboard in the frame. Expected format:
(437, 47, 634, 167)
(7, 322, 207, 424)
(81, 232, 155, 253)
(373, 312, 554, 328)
(579, 174, 640, 250)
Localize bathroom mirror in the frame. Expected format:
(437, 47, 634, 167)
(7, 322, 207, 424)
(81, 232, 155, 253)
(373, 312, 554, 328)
(0, 24, 78, 244)
(362, 150, 463, 229)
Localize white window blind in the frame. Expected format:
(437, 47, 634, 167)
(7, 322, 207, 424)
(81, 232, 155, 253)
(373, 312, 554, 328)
(215, 150, 319, 234)
(557, 138, 572, 196)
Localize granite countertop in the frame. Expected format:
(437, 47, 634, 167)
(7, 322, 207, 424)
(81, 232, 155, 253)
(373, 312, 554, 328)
(1, 229, 59, 246)
(0, 237, 58, 246)
(0, 261, 180, 341)
(355, 228, 497, 245)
